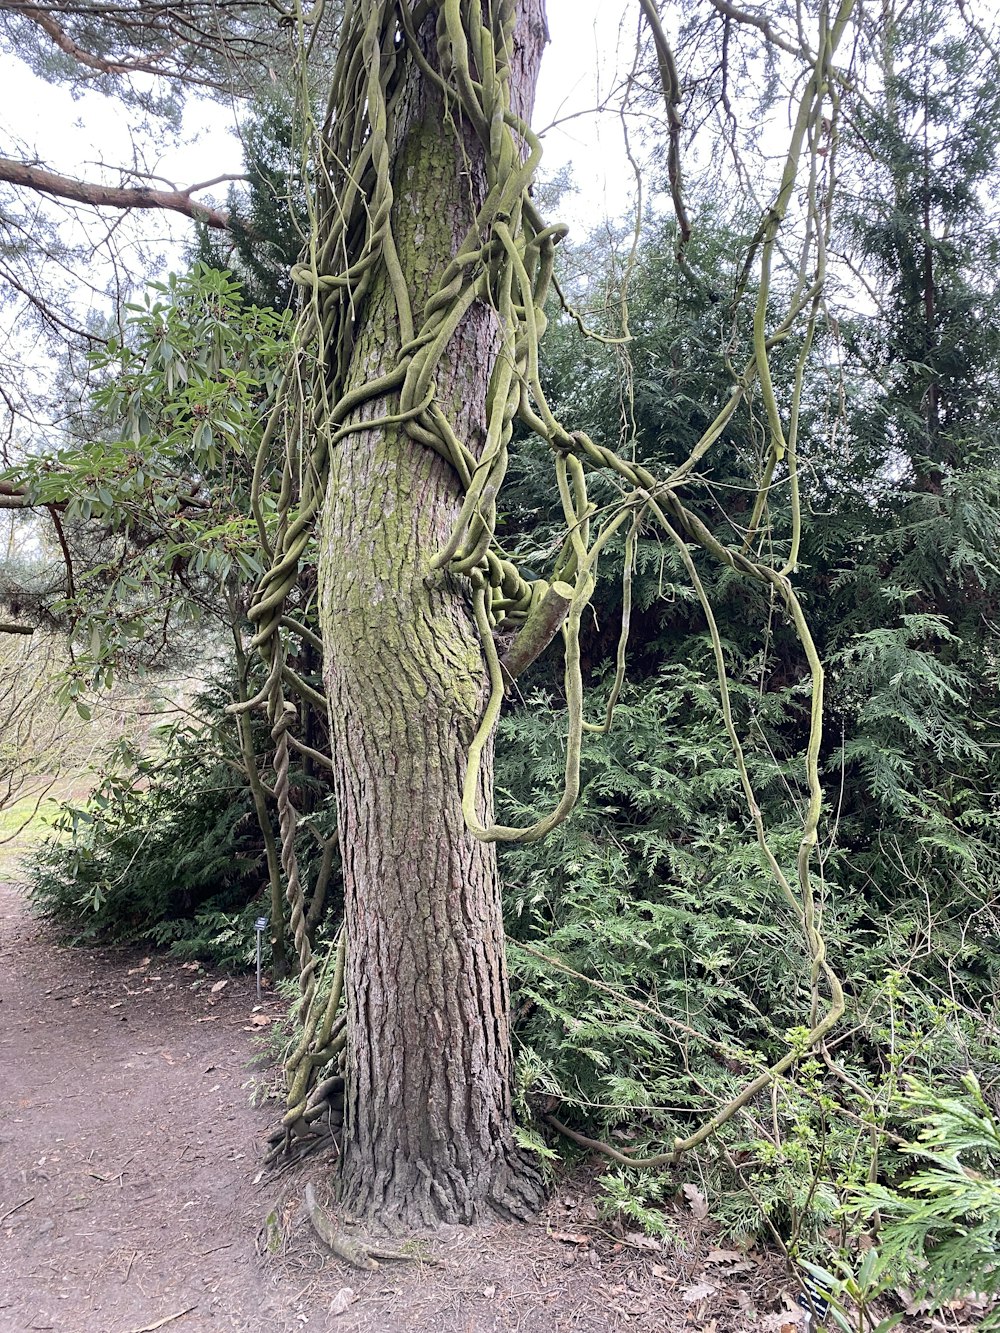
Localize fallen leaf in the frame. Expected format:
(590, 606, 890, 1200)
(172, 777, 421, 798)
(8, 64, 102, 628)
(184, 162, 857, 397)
(681, 1183, 709, 1218)
(761, 1309, 806, 1332)
(623, 1230, 662, 1251)
(682, 1281, 716, 1302)
(651, 1264, 674, 1281)
(705, 1248, 743, 1264)
(901, 1285, 938, 1317)
(210, 979, 228, 994)
(329, 1287, 354, 1316)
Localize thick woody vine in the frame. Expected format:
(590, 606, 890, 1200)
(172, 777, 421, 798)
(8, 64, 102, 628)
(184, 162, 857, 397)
(237, 0, 857, 1171)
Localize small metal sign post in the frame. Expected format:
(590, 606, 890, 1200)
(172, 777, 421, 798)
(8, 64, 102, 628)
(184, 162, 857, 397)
(255, 916, 269, 1000)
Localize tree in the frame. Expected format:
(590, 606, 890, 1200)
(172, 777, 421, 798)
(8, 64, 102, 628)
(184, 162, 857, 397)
(0, 0, 889, 1242)
(232, 0, 861, 1233)
(4, 0, 558, 1225)
(313, 0, 549, 1227)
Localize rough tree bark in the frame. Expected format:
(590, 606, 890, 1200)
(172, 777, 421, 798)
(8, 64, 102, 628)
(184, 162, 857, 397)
(318, 0, 548, 1227)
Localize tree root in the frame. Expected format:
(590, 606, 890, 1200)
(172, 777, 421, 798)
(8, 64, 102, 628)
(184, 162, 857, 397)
(304, 1183, 432, 1271)
(263, 1074, 345, 1164)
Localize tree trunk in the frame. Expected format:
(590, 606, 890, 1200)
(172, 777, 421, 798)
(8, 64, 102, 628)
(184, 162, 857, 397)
(318, 0, 547, 1227)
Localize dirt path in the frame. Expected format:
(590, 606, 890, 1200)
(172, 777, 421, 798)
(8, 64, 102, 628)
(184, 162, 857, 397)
(0, 882, 807, 1333)
(0, 882, 300, 1333)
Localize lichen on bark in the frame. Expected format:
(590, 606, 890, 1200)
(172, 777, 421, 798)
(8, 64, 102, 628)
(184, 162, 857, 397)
(317, 0, 548, 1226)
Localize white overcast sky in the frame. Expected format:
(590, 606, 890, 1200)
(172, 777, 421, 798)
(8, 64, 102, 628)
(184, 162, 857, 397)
(0, 0, 640, 264)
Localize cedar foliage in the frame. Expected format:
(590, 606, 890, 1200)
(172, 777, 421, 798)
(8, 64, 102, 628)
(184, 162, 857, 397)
(496, 1, 1000, 1268)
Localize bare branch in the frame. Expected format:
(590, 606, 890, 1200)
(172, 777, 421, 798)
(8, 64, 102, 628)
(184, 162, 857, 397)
(705, 0, 808, 59)
(638, 0, 691, 243)
(0, 156, 233, 229)
(0, 259, 104, 341)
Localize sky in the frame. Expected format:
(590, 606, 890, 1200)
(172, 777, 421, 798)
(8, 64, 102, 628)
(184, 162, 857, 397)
(0, 0, 641, 263)
(0, 0, 653, 449)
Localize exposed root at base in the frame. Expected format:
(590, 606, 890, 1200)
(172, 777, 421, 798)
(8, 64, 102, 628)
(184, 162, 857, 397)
(304, 1182, 432, 1271)
(263, 1074, 346, 1166)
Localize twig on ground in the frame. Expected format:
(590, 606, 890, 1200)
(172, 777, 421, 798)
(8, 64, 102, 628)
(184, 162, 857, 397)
(0, 1197, 34, 1225)
(123, 1308, 197, 1333)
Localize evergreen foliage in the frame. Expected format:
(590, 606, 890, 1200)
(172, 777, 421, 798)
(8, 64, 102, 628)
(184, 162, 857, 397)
(28, 676, 338, 967)
(858, 1076, 1000, 1322)
(194, 97, 309, 310)
(490, 7, 1000, 1292)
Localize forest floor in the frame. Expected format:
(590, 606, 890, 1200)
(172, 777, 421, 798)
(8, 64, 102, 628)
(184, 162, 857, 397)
(0, 879, 944, 1333)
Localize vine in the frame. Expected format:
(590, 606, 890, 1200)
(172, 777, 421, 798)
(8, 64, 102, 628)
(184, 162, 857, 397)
(241, 0, 856, 1161)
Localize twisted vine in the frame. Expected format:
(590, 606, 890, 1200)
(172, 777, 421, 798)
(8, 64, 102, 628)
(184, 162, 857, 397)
(239, 0, 857, 1156)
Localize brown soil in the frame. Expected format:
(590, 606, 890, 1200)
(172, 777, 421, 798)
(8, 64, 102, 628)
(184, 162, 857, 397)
(0, 881, 827, 1333)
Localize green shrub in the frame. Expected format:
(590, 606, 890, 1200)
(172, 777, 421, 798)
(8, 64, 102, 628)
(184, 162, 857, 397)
(27, 690, 338, 968)
(856, 1076, 1000, 1324)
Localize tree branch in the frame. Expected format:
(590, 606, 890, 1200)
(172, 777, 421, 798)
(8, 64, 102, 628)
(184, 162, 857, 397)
(0, 259, 104, 341)
(46, 504, 76, 602)
(705, 0, 807, 60)
(0, 481, 29, 508)
(2, 2, 261, 92)
(0, 156, 233, 230)
(499, 581, 574, 682)
(12, 3, 175, 77)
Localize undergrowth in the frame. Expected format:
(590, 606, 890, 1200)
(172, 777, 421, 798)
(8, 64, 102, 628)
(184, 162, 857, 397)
(498, 659, 1000, 1317)
(27, 680, 338, 969)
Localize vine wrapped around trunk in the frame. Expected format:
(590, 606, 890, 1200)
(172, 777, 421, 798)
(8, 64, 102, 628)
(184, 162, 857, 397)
(239, 0, 852, 1227)
(314, 0, 548, 1225)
